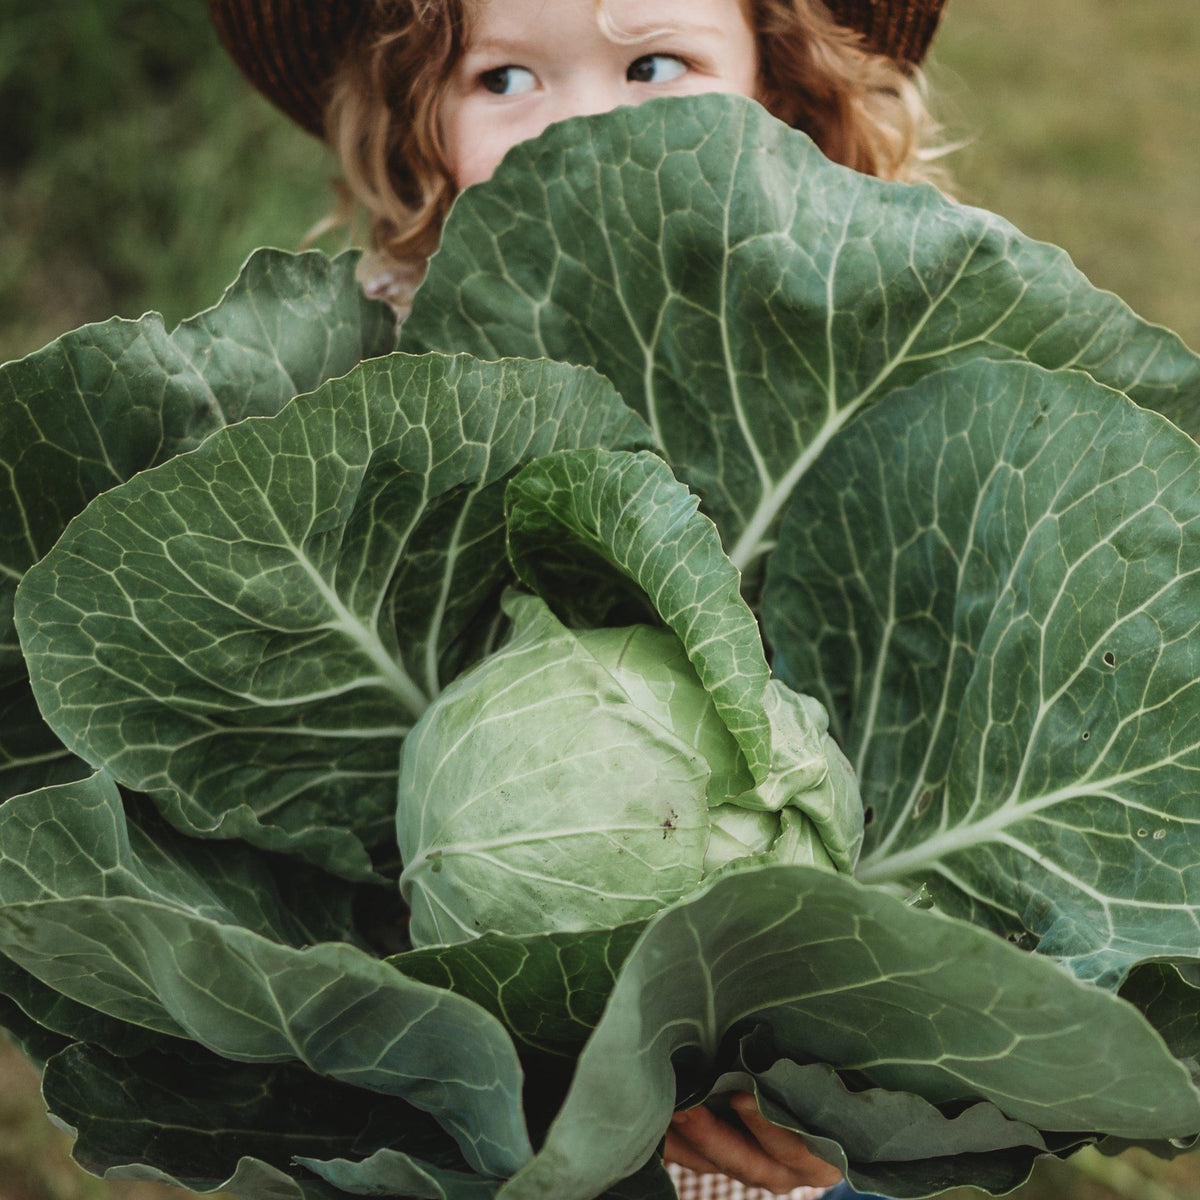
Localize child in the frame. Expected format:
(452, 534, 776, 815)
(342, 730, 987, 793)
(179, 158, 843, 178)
(209, 0, 949, 316)
(208, 1, 949, 1194)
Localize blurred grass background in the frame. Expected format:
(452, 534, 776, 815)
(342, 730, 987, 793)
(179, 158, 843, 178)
(1, 0, 1199, 1197)
(1, 0, 1198, 362)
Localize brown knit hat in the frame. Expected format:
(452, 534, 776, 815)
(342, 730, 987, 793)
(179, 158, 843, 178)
(209, 0, 949, 137)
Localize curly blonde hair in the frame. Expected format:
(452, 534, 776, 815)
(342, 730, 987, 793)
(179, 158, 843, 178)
(324, 0, 949, 302)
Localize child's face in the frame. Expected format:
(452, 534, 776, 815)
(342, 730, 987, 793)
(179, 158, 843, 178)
(440, 0, 759, 190)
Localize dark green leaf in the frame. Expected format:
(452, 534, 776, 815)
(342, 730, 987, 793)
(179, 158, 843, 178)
(0, 248, 395, 802)
(44, 1040, 469, 1194)
(16, 354, 649, 878)
(0, 775, 532, 1177)
(403, 95, 1200, 584)
(0, 949, 173, 1058)
(0, 677, 90, 803)
(297, 1150, 500, 1200)
(764, 359, 1200, 985)
(714, 1039, 1089, 1197)
(1120, 963, 1200, 1082)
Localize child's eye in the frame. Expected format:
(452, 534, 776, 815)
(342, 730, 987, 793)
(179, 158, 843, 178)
(479, 66, 537, 96)
(626, 54, 688, 85)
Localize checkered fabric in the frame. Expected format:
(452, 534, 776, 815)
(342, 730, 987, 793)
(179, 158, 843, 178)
(667, 1164, 831, 1200)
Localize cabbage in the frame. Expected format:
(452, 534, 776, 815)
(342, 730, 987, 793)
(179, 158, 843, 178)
(398, 593, 859, 945)
(3, 94, 1200, 1200)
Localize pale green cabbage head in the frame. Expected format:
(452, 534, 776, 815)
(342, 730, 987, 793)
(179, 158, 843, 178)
(397, 593, 859, 946)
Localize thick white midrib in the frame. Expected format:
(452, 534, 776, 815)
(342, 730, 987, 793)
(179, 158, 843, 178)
(988, 829, 1191, 911)
(599, 203, 663, 445)
(728, 415, 847, 572)
(680, 911, 722, 1059)
(642, 302, 669, 449)
(719, 151, 773, 502)
(725, 229, 984, 574)
(230, 444, 431, 719)
(66, 349, 126, 485)
(852, 541, 899, 783)
(325, 605, 428, 720)
(867, 451, 1008, 861)
(166, 676, 416, 712)
(856, 770, 1167, 883)
(990, 509, 1193, 818)
(4, 746, 78, 769)
(166, 537, 428, 720)
(181, 722, 413, 740)
(277, 539, 429, 718)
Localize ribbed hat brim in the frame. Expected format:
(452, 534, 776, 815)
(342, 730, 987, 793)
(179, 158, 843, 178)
(209, 0, 362, 135)
(828, 0, 948, 68)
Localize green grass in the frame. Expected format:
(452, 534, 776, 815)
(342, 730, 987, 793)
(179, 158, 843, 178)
(0, 0, 338, 363)
(929, 0, 1200, 350)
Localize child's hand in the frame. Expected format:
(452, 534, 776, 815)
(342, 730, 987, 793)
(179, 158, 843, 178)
(664, 1093, 843, 1194)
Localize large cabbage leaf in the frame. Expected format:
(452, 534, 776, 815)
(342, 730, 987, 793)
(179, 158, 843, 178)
(15, 353, 650, 877)
(0, 773, 533, 1178)
(402, 94, 1200, 582)
(499, 866, 1200, 1200)
(763, 358, 1200, 987)
(0, 250, 396, 804)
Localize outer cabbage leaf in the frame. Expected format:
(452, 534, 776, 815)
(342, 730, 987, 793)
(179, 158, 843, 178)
(0, 773, 360, 947)
(764, 358, 1200, 987)
(297, 1152, 677, 1200)
(298, 1151, 501, 1200)
(42, 1039, 488, 1199)
(708, 1032, 1092, 1196)
(15, 353, 649, 878)
(0, 249, 395, 802)
(0, 774, 532, 1177)
(499, 866, 1200, 1200)
(402, 94, 1200, 582)
(0, 951, 181, 1059)
(88, 1158, 335, 1200)
(0, 991, 71, 1066)
(1119, 963, 1200, 1085)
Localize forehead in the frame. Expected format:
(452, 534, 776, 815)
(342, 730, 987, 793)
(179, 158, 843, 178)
(463, 0, 755, 39)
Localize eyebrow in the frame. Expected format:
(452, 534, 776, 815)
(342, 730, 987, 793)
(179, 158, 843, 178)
(461, 36, 535, 59)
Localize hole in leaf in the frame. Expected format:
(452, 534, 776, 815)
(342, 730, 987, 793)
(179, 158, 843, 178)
(1081, 731, 1090, 742)
(1103, 650, 1117, 668)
